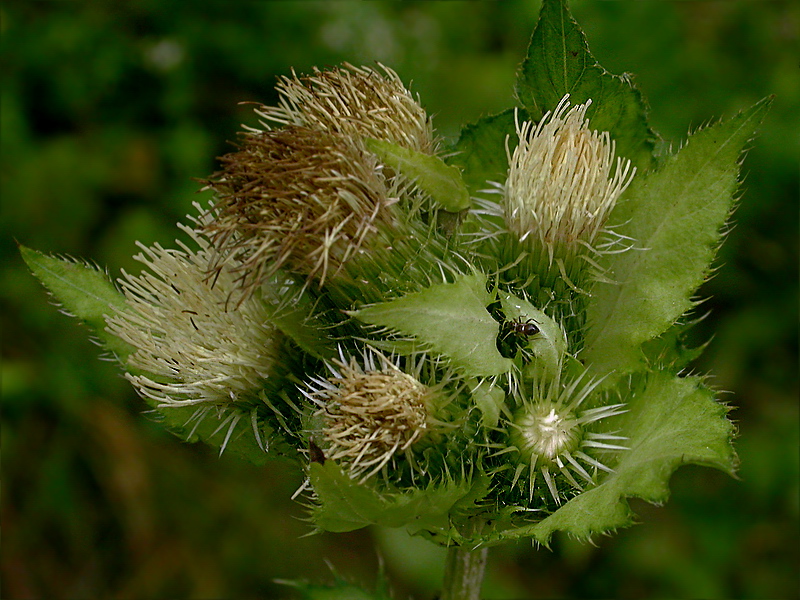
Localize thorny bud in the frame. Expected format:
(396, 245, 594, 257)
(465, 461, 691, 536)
(504, 94, 636, 261)
(502, 371, 628, 505)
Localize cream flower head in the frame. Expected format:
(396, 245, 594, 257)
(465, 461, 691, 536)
(106, 212, 281, 410)
(303, 349, 442, 482)
(504, 94, 636, 260)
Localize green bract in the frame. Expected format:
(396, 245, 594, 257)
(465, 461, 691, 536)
(23, 0, 768, 553)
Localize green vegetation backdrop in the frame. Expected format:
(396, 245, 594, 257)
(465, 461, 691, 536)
(3, 1, 797, 598)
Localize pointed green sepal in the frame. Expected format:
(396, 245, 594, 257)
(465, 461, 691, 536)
(469, 378, 506, 429)
(365, 137, 470, 212)
(20, 245, 133, 360)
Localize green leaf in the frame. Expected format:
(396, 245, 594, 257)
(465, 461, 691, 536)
(447, 109, 521, 196)
(351, 273, 513, 376)
(365, 137, 470, 211)
(21, 245, 133, 360)
(496, 291, 567, 382)
(469, 378, 506, 429)
(482, 372, 735, 546)
(582, 98, 771, 378)
(517, 0, 657, 172)
(309, 461, 471, 534)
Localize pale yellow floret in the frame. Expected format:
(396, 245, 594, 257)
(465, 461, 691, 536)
(504, 94, 636, 261)
(106, 213, 281, 408)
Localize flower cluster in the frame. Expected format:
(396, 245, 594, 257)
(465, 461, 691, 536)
(28, 16, 750, 550)
(103, 65, 637, 519)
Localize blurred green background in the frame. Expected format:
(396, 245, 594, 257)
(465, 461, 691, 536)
(2, 1, 797, 598)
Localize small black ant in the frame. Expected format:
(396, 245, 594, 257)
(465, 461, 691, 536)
(502, 316, 540, 338)
(496, 316, 540, 358)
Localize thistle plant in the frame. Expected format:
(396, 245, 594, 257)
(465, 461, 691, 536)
(22, 1, 770, 598)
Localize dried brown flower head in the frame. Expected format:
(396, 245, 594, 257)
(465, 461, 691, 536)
(203, 125, 393, 295)
(305, 351, 433, 482)
(257, 63, 436, 154)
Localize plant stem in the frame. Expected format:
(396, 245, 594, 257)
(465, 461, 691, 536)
(441, 544, 488, 600)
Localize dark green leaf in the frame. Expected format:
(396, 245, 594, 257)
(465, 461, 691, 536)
(517, 0, 657, 172)
(447, 109, 522, 195)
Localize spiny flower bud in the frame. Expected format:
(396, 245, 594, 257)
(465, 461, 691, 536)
(504, 94, 636, 261)
(303, 350, 438, 483)
(203, 125, 393, 294)
(106, 215, 282, 411)
(257, 63, 436, 154)
(499, 371, 628, 505)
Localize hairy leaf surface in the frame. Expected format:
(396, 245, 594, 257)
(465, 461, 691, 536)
(582, 98, 771, 377)
(352, 273, 512, 376)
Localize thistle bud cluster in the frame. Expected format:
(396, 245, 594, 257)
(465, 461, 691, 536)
(104, 63, 636, 537)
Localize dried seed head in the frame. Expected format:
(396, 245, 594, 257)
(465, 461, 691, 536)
(106, 218, 281, 409)
(258, 63, 436, 154)
(203, 125, 393, 295)
(504, 95, 636, 259)
(504, 370, 628, 505)
(304, 350, 432, 482)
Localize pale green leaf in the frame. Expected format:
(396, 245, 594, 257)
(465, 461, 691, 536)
(351, 273, 513, 376)
(21, 245, 133, 360)
(365, 137, 470, 212)
(582, 98, 771, 377)
(497, 291, 567, 382)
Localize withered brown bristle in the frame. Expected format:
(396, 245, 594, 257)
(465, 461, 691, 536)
(202, 126, 391, 298)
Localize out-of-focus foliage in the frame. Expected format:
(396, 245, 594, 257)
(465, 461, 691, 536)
(2, 1, 797, 599)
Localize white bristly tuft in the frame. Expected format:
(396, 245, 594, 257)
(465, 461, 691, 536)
(503, 94, 636, 261)
(106, 216, 281, 410)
